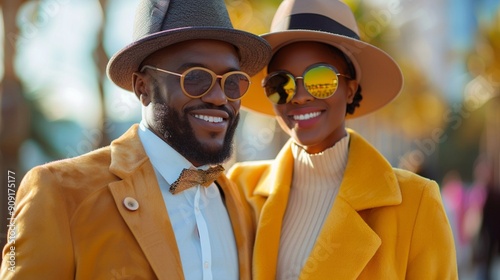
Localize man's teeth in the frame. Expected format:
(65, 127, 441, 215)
(194, 114, 223, 123)
(292, 111, 321, 121)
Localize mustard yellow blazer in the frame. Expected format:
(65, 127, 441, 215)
(0, 125, 254, 280)
(228, 129, 458, 279)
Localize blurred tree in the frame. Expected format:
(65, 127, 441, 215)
(0, 0, 111, 258)
(226, 0, 281, 34)
(96, 0, 110, 147)
(437, 5, 500, 183)
(0, 0, 31, 261)
(463, 6, 499, 183)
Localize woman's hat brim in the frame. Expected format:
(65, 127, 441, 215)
(107, 26, 271, 92)
(241, 30, 403, 119)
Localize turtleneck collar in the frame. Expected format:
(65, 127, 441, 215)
(291, 134, 350, 190)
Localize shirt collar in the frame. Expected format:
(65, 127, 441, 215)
(138, 120, 199, 185)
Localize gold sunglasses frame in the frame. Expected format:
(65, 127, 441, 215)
(141, 65, 251, 101)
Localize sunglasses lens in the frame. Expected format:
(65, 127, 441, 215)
(224, 73, 250, 100)
(182, 69, 214, 96)
(263, 72, 296, 104)
(304, 65, 339, 99)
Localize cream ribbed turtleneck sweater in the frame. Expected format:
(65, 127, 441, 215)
(277, 134, 350, 280)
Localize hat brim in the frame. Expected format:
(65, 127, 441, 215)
(241, 30, 403, 119)
(107, 26, 271, 92)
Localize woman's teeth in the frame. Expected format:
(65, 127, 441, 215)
(292, 111, 321, 121)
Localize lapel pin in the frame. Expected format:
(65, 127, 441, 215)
(123, 197, 139, 211)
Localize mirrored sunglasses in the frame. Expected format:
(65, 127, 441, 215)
(262, 63, 352, 104)
(141, 65, 251, 101)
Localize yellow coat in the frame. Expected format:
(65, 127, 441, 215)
(228, 129, 458, 280)
(1, 125, 254, 280)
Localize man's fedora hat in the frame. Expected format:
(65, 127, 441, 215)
(107, 0, 272, 92)
(241, 0, 403, 118)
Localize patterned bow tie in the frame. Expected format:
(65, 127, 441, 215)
(169, 165, 225, 194)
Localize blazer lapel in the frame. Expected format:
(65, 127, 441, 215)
(216, 176, 254, 280)
(108, 125, 184, 279)
(253, 140, 295, 280)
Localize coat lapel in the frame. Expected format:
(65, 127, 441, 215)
(108, 125, 184, 279)
(299, 198, 381, 279)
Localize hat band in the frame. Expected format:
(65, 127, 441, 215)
(288, 13, 360, 40)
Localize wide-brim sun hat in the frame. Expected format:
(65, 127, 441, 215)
(241, 0, 403, 118)
(107, 0, 272, 92)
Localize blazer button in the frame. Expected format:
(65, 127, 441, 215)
(123, 197, 139, 211)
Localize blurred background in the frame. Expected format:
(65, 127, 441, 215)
(0, 0, 499, 278)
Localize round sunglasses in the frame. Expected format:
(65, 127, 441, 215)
(141, 65, 251, 101)
(262, 63, 352, 104)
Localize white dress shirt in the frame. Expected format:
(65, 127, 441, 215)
(138, 121, 238, 280)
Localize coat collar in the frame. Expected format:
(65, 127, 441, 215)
(253, 129, 402, 208)
(338, 128, 402, 210)
(108, 124, 252, 280)
(109, 124, 150, 179)
(252, 129, 402, 279)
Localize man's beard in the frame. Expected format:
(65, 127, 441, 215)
(152, 100, 239, 166)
